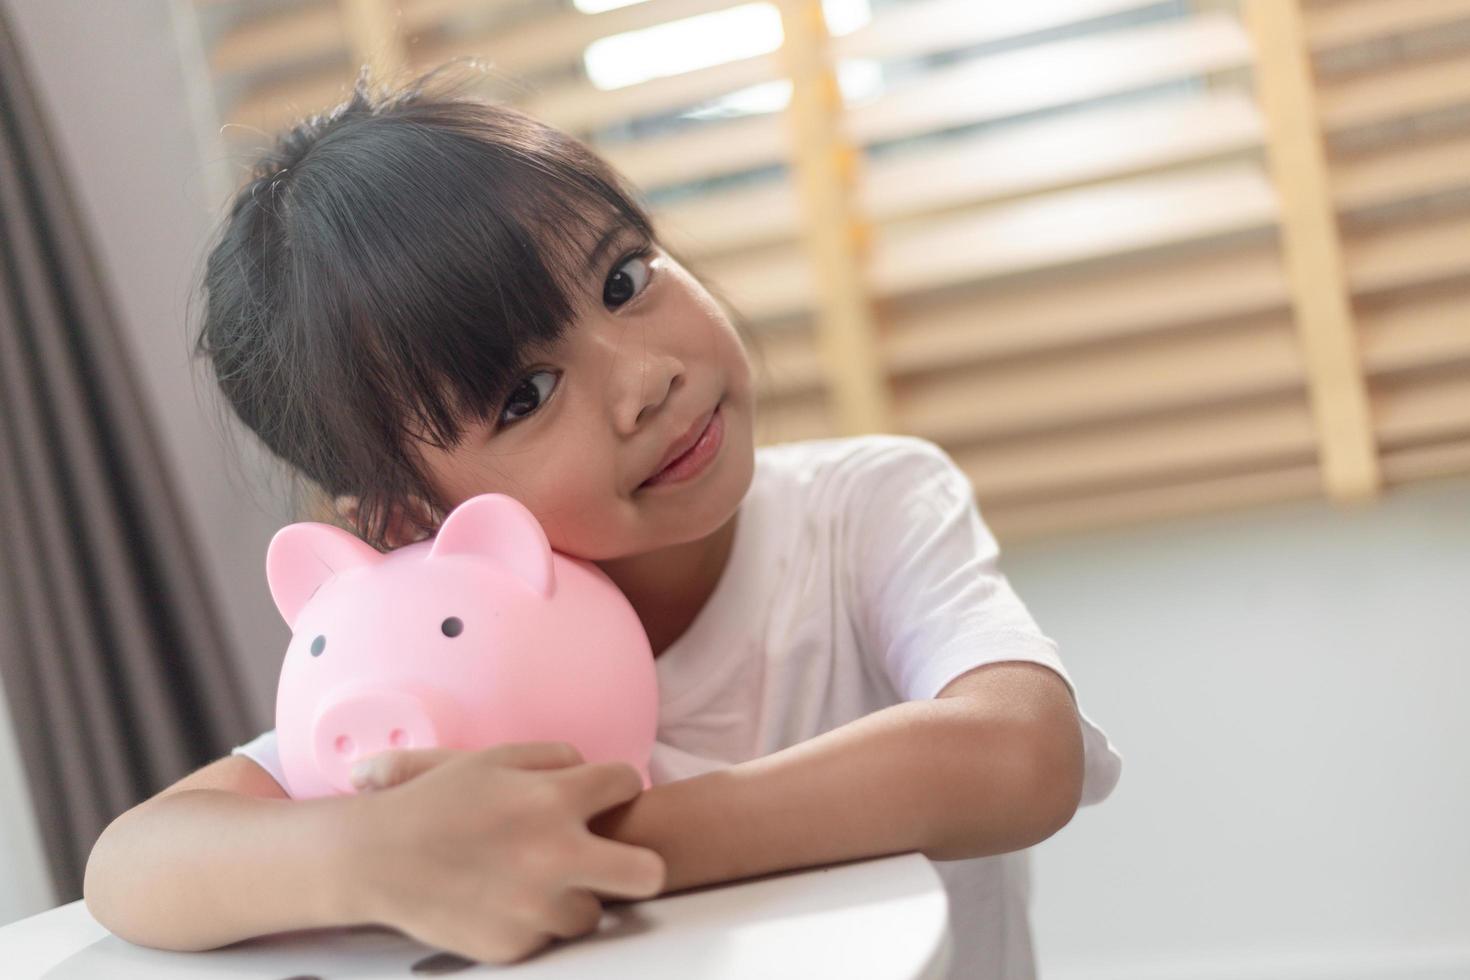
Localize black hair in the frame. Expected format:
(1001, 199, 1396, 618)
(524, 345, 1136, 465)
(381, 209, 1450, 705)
(192, 60, 762, 552)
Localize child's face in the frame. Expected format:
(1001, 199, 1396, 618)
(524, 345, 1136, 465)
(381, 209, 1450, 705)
(410, 235, 757, 562)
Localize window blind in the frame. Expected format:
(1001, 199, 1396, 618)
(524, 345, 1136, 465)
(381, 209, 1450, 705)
(186, 0, 1470, 542)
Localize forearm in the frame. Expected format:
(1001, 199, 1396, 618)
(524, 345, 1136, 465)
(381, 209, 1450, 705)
(590, 698, 1069, 894)
(84, 789, 367, 950)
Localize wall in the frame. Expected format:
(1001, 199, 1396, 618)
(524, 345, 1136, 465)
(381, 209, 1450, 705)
(1018, 473, 1470, 980)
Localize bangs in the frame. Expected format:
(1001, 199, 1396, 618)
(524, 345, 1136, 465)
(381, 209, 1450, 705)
(279, 100, 655, 465)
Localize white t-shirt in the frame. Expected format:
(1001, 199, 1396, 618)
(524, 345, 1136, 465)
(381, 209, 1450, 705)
(233, 434, 1123, 979)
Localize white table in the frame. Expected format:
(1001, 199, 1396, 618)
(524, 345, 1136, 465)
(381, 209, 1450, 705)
(1, 851, 951, 979)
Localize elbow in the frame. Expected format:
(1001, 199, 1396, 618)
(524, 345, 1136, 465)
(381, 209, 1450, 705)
(83, 812, 150, 943)
(1019, 716, 1085, 847)
(83, 816, 124, 935)
(935, 714, 1086, 859)
(82, 806, 181, 950)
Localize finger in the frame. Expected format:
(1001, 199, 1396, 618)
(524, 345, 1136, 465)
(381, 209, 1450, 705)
(566, 839, 667, 900)
(360, 742, 584, 790)
(414, 921, 544, 969)
(355, 747, 462, 790)
(481, 741, 585, 771)
(539, 889, 605, 941)
(564, 761, 646, 818)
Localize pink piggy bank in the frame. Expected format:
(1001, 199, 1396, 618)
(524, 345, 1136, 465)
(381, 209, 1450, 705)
(265, 491, 658, 800)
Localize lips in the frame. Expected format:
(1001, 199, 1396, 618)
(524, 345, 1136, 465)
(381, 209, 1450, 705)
(642, 404, 717, 487)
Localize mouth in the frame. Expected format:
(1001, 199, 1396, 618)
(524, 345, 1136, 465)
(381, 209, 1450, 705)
(638, 402, 723, 490)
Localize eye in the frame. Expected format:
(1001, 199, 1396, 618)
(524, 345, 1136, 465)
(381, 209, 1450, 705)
(498, 369, 559, 427)
(603, 248, 653, 309)
(441, 616, 463, 638)
(310, 635, 326, 657)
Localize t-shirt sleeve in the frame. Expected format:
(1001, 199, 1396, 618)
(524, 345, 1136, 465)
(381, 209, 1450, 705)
(848, 436, 1068, 700)
(847, 436, 1122, 806)
(230, 728, 291, 797)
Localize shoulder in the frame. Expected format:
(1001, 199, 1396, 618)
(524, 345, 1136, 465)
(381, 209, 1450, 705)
(755, 435, 973, 535)
(757, 433, 960, 488)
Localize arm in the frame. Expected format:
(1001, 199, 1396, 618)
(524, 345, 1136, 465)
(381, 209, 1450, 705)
(589, 661, 1085, 893)
(84, 754, 366, 951)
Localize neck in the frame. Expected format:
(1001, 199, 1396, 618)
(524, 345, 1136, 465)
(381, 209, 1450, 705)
(595, 507, 740, 658)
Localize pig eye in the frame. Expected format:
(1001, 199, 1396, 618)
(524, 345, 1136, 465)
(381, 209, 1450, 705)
(441, 617, 463, 638)
(310, 635, 326, 657)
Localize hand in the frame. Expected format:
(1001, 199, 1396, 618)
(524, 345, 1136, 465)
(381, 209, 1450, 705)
(343, 742, 665, 965)
(348, 745, 470, 791)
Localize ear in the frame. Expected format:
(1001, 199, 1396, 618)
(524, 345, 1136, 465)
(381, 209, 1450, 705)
(266, 522, 385, 629)
(427, 493, 555, 597)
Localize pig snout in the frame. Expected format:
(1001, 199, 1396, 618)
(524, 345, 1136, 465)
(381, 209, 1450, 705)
(312, 688, 443, 792)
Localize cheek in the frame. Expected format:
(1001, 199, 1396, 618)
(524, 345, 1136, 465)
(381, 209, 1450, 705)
(707, 311, 751, 376)
(519, 454, 628, 555)
(719, 331, 756, 406)
(541, 506, 631, 561)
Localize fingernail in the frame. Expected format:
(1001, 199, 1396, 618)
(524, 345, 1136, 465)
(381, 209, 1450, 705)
(350, 761, 373, 787)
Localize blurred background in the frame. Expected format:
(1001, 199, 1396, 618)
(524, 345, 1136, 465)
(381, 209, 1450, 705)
(1, 0, 1467, 976)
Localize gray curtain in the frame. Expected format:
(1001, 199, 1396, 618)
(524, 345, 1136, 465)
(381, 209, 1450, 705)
(0, 5, 253, 904)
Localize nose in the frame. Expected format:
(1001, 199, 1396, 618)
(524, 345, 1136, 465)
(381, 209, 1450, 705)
(312, 688, 442, 793)
(609, 342, 684, 433)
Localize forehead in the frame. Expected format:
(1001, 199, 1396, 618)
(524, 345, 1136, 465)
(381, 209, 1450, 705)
(396, 206, 654, 466)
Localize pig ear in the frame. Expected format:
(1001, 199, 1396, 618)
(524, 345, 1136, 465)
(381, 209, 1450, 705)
(266, 523, 384, 629)
(428, 493, 555, 597)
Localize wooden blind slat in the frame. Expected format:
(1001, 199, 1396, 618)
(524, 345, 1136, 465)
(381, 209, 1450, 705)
(703, 164, 1278, 323)
(754, 391, 834, 444)
(1347, 214, 1470, 296)
(231, 66, 357, 137)
(1360, 287, 1470, 377)
(397, 0, 519, 32)
(753, 327, 826, 399)
(897, 281, 1470, 450)
(341, 0, 406, 87)
(896, 314, 1302, 445)
(1318, 50, 1470, 132)
(861, 90, 1264, 223)
(505, 4, 1250, 138)
(870, 165, 1278, 302)
(210, 1, 342, 76)
(1380, 439, 1470, 486)
(833, 0, 1152, 63)
(758, 239, 1323, 408)
(596, 114, 787, 194)
(224, 2, 758, 135)
(884, 241, 1290, 372)
(407, 0, 747, 82)
(955, 394, 1317, 506)
(1375, 370, 1470, 449)
(599, 11, 1254, 192)
(657, 89, 1263, 259)
(845, 12, 1253, 147)
(982, 461, 1323, 542)
(1304, 0, 1470, 52)
(1331, 131, 1470, 213)
(703, 242, 810, 324)
(656, 182, 801, 258)
(524, 53, 784, 134)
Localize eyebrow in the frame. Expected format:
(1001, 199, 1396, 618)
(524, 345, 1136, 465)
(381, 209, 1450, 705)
(584, 221, 631, 273)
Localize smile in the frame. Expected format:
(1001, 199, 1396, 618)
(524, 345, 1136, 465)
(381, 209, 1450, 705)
(639, 404, 724, 490)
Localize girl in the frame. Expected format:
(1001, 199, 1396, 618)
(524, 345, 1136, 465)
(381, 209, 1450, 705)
(83, 63, 1122, 980)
